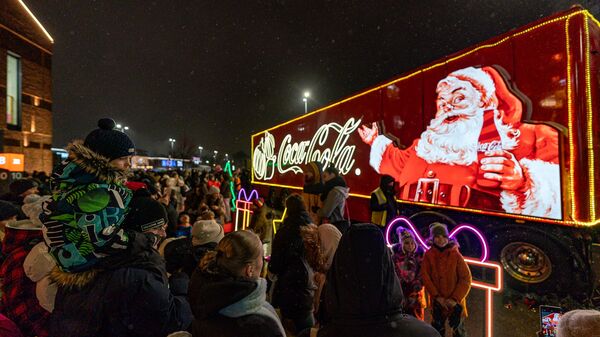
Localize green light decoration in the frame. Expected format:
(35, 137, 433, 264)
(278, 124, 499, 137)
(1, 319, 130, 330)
(224, 161, 237, 211)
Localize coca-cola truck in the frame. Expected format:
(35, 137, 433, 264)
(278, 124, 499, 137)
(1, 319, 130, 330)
(251, 7, 600, 297)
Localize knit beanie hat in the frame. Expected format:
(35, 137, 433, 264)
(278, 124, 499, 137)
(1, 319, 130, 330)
(207, 186, 220, 195)
(9, 179, 37, 196)
(429, 222, 449, 238)
(191, 219, 224, 246)
(557, 309, 600, 337)
(123, 196, 168, 233)
(0, 200, 19, 221)
(84, 118, 135, 160)
(398, 228, 416, 243)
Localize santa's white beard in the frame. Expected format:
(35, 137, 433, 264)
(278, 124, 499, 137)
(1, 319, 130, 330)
(415, 108, 484, 165)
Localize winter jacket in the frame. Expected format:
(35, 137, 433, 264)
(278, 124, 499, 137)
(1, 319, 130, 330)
(189, 266, 285, 337)
(370, 186, 398, 228)
(269, 210, 316, 318)
(421, 241, 472, 317)
(40, 143, 132, 273)
(48, 232, 193, 337)
(0, 220, 50, 337)
(318, 223, 440, 337)
(318, 177, 349, 225)
(0, 313, 24, 337)
(392, 244, 426, 319)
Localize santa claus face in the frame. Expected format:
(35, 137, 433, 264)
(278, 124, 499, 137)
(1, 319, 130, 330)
(435, 77, 484, 123)
(415, 78, 486, 165)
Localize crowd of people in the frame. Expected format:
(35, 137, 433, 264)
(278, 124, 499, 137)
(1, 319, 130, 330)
(0, 118, 598, 337)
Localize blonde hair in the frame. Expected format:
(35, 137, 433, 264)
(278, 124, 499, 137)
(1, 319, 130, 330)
(200, 230, 262, 277)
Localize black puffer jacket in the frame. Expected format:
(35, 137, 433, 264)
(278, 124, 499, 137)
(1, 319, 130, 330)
(318, 223, 440, 337)
(269, 210, 315, 318)
(48, 232, 192, 337)
(189, 265, 284, 337)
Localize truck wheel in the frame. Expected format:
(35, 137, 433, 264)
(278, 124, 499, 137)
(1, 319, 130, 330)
(491, 230, 576, 294)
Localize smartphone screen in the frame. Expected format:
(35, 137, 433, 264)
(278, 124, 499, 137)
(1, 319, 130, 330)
(540, 305, 563, 337)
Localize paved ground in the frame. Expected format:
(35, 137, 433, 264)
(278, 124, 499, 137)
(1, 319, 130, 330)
(425, 289, 539, 337)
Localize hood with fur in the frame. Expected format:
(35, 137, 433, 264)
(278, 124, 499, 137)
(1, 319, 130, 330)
(59, 142, 129, 185)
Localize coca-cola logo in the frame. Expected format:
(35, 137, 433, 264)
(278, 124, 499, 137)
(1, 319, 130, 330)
(478, 140, 503, 152)
(253, 118, 362, 180)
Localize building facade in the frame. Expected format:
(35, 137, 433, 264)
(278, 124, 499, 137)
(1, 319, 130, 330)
(0, 0, 53, 173)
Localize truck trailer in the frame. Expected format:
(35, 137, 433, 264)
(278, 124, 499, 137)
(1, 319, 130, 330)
(251, 7, 600, 298)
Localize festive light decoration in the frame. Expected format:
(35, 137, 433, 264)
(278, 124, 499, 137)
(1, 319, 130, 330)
(464, 258, 503, 337)
(583, 15, 596, 221)
(271, 208, 286, 235)
(235, 188, 259, 231)
(449, 225, 490, 262)
(385, 216, 502, 337)
(224, 161, 237, 212)
(385, 217, 490, 262)
(253, 118, 361, 179)
(17, 0, 54, 43)
(251, 10, 600, 227)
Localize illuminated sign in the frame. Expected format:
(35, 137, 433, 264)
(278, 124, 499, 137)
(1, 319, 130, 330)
(0, 153, 24, 172)
(360, 66, 562, 220)
(253, 118, 362, 180)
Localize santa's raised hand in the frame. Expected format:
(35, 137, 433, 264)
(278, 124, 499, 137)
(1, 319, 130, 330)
(358, 122, 379, 146)
(480, 150, 525, 191)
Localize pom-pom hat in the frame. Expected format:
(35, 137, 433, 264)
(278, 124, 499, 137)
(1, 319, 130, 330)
(84, 118, 135, 160)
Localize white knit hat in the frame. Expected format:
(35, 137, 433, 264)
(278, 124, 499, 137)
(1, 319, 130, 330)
(191, 219, 224, 246)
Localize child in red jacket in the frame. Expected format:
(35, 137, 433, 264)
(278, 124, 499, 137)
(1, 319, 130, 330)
(421, 222, 472, 337)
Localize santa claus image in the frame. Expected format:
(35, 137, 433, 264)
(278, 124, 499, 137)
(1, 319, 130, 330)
(358, 66, 561, 219)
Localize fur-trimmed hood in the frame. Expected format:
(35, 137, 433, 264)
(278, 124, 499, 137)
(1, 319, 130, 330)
(63, 142, 129, 185)
(50, 265, 99, 289)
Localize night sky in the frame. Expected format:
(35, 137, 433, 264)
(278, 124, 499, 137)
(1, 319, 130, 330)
(25, 0, 600, 158)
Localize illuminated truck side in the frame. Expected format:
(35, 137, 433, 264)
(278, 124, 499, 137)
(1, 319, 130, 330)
(251, 7, 600, 296)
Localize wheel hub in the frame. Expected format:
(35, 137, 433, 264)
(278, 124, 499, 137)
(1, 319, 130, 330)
(501, 242, 552, 283)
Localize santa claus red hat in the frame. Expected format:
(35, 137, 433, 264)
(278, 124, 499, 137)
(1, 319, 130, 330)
(446, 66, 523, 125)
(448, 67, 496, 106)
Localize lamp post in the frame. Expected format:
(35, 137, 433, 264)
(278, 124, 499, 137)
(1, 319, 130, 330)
(168, 138, 176, 153)
(303, 91, 310, 114)
(115, 123, 129, 133)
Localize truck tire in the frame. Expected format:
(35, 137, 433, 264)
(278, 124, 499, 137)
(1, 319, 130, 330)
(490, 229, 578, 294)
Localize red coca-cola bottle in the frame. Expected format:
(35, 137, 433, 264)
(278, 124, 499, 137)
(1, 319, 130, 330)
(477, 110, 502, 188)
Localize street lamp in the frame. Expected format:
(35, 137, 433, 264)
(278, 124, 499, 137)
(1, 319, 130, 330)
(168, 138, 176, 152)
(303, 91, 310, 114)
(115, 123, 129, 133)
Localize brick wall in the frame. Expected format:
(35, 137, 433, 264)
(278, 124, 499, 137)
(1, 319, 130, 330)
(0, 1, 53, 173)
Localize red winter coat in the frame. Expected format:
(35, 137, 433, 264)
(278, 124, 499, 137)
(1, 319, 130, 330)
(421, 242, 471, 317)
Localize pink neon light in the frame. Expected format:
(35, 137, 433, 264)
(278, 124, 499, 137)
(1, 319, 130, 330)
(385, 217, 490, 262)
(238, 188, 259, 202)
(385, 216, 429, 249)
(386, 217, 501, 337)
(450, 224, 489, 262)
